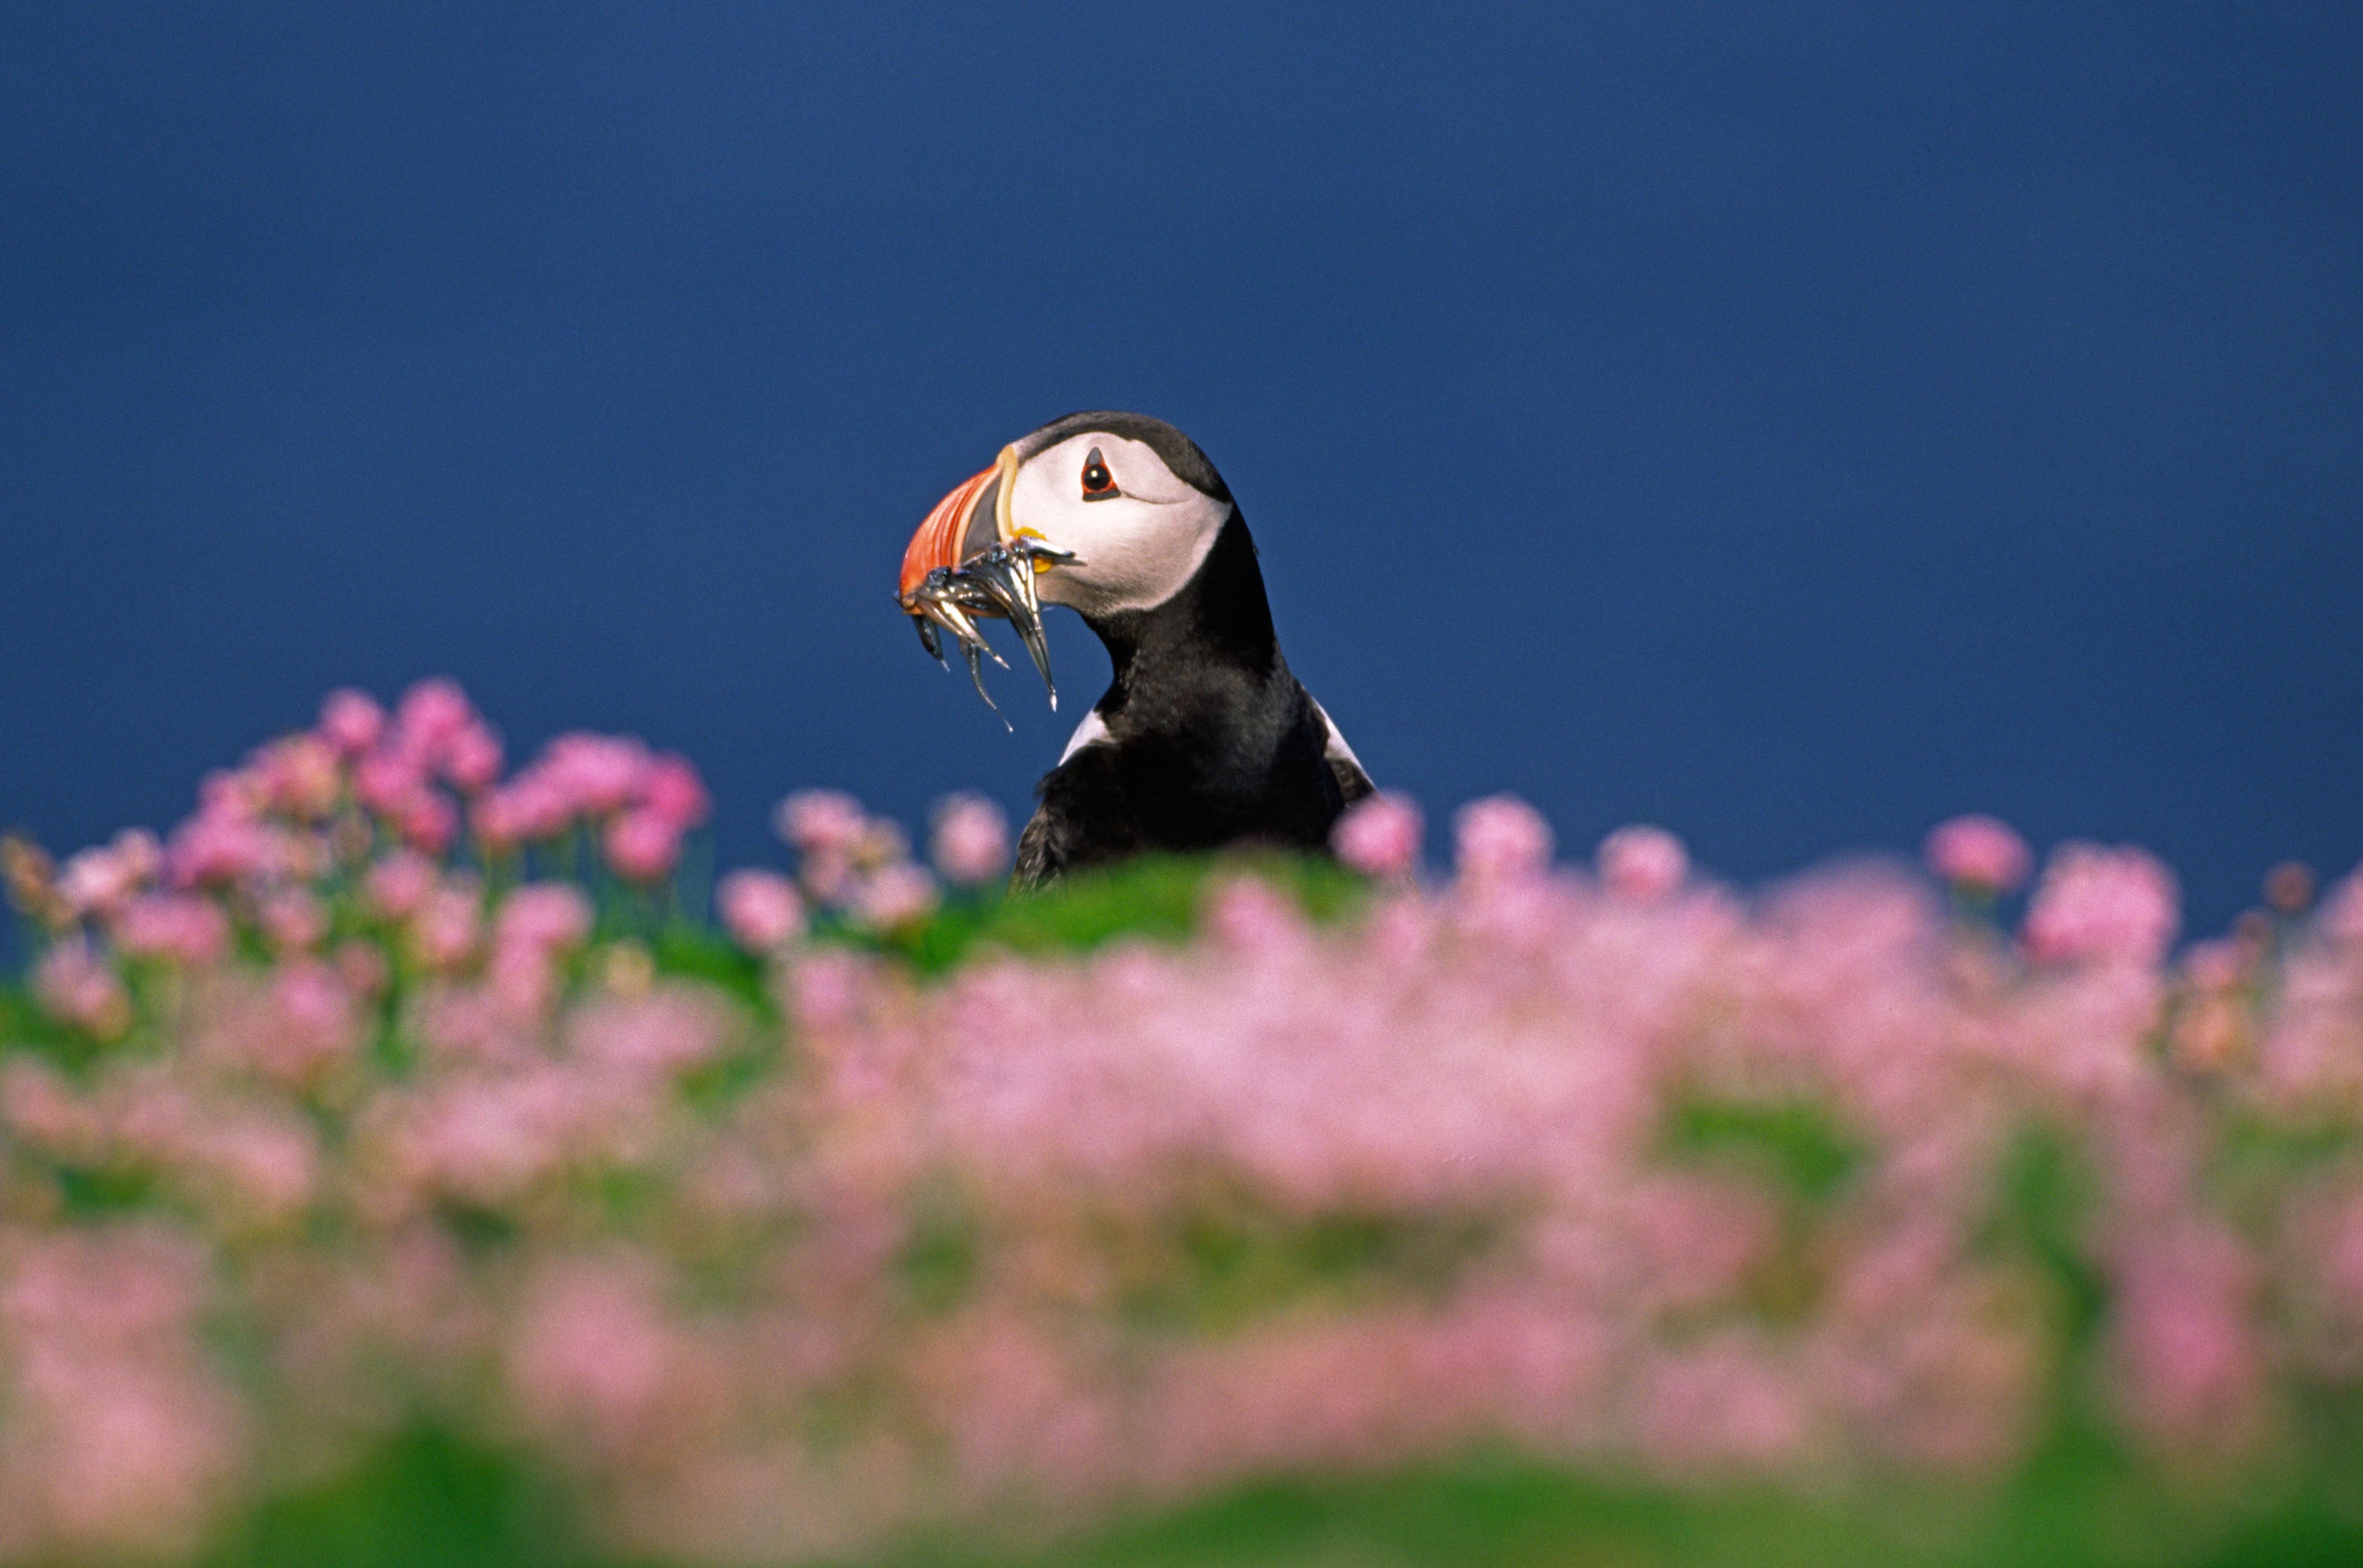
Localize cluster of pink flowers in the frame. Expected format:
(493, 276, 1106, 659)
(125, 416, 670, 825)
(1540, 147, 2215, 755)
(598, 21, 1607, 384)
(4, 694, 2362, 1565)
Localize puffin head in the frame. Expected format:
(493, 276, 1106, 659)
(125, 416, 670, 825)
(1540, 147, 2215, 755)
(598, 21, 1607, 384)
(898, 412, 1238, 717)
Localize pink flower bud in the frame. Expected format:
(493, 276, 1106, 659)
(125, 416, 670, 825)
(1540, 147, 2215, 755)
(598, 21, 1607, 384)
(111, 893, 231, 966)
(2023, 842, 2179, 966)
(641, 754, 710, 831)
(394, 677, 476, 756)
(1598, 825, 1689, 902)
(56, 830, 162, 917)
(441, 722, 505, 795)
(364, 852, 439, 920)
(410, 882, 483, 969)
(394, 790, 459, 857)
(352, 746, 426, 816)
(541, 733, 651, 817)
(32, 940, 130, 1039)
(493, 883, 594, 957)
(717, 870, 806, 952)
(852, 863, 937, 931)
(603, 809, 681, 884)
(254, 734, 345, 819)
(1453, 795, 1554, 882)
(260, 887, 329, 953)
(1924, 814, 2033, 894)
(167, 809, 282, 890)
(929, 794, 1010, 885)
(318, 687, 386, 755)
(1331, 792, 1423, 878)
(774, 789, 868, 855)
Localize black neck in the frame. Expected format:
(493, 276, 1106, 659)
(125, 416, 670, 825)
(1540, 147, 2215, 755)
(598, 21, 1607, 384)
(1083, 511, 1288, 722)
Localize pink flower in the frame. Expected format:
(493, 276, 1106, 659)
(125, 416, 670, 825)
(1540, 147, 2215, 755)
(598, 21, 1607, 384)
(930, 794, 1011, 885)
(392, 790, 459, 856)
(393, 677, 476, 757)
(2320, 866, 2363, 946)
(32, 939, 131, 1038)
(352, 745, 426, 816)
(1453, 795, 1554, 882)
(410, 882, 483, 969)
(364, 852, 438, 920)
(251, 734, 343, 819)
(852, 863, 937, 930)
(1597, 825, 1688, 901)
(605, 809, 682, 883)
(259, 887, 328, 953)
(775, 789, 868, 856)
(493, 883, 594, 957)
(440, 722, 505, 794)
(111, 894, 231, 966)
(333, 938, 390, 998)
(717, 870, 805, 952)
(1332, 791, 1423, 878)
(641, 753, 711, 831)
(1924, 814, 2033, 894)
(2023, 843, 2179, 966)
(56, 830, 163, 918)
(167, 809, 280, 889)
(317, 687, 386, 755)
(539, 733, 652, 817)
(474, 773, 573, 850)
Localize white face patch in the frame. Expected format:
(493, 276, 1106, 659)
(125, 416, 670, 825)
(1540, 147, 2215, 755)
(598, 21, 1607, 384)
(1007, 431, 1233, 617)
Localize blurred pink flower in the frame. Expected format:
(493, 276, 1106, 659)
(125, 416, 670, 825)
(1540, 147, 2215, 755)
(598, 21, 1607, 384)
(258, 887, 328, 953)
(410, 882, 483, 970)
(717, 870, 805, 952)
(851, 864, 937, 931)
(775, 789, 868, 856)
(1332, 791, 1423, 878)
(2113, 1225, 2264, 1450)
(393, 677, 476, 758)
(251, 734, 343, 819)
(1598, 825, 1689, 901)
(392, 790, 460, 857)
(642, 753, 711, 831)
(1453, 795, 1554, 882)
(930, 794, 1010, 885)
(332, 937, 390, 998)
(56, 829, 164, 918)
(259, 962, 361, 1081)
(32, 939, 131, 1038)
(2319, 866, 2363, 946)
(1924, 814, 2033, 894)
(494, 883, 595, 957)
(167, 808, 281, 890)
(352, 746, 425, 816)
(111, 894, 230, 966)
(364, 852, 439, 921)
(540, 733, 652, 817)
(2023, 843, 2180, 966)
(440, 722, 505, 794)
(605, 809, 683, 884)
(316, 687, 386, 755)
(475, 773, 573, 849)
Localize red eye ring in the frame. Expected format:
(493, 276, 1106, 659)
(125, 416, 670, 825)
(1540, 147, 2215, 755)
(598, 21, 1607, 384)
(1080, 446, 1118, 499)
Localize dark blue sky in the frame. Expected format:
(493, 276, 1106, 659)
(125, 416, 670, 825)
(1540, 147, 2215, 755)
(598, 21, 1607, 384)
(4, 3, 2358, 937)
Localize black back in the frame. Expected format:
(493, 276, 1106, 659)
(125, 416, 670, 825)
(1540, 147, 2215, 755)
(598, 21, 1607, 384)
(1013, 508, 1363, 886)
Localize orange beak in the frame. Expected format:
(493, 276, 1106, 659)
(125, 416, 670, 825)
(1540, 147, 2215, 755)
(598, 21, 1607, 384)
(897, 444, 1076, 722)
(898, 445, 1019, 602)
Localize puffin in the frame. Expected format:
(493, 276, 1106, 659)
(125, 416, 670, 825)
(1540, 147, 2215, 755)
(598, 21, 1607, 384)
(898, 411, 1373, 887)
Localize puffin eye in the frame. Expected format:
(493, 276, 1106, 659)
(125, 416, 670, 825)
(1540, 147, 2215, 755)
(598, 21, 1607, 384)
(1079, 447, 1119, 501)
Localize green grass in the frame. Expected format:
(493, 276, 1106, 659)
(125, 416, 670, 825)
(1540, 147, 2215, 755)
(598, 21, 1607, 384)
(192, 1427, 2363, 1568)
(870, 852, 1369, 976)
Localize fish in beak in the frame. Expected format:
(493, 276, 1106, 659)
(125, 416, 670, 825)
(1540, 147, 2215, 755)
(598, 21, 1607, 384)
(897, 444, 1076, 723)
